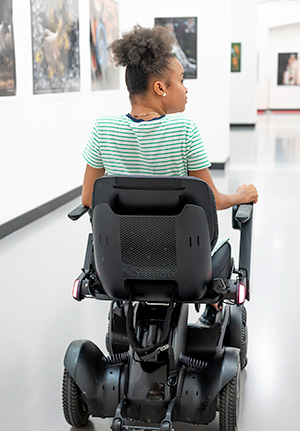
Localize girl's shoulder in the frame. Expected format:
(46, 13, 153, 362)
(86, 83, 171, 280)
(95, 113, 127, 122)
(164, 114, 198, 130)
(94, 114, 129, 128)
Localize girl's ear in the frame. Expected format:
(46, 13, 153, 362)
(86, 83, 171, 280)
(153, 80, 166, 97)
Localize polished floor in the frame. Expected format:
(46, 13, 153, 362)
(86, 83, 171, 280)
(1, 113, 300, 431)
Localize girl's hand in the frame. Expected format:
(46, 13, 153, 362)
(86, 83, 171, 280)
(236, 184, 258, 204)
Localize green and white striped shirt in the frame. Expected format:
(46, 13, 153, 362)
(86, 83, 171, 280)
(83, 114, 211, 175)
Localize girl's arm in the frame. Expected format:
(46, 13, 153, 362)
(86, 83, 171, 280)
(82, 164, 105, 208)
(188, 168, 258, 210)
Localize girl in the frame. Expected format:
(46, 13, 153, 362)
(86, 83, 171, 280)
(81, 25, 258, 325)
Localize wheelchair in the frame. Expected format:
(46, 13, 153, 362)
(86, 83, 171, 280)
(62, 175, 254, 431)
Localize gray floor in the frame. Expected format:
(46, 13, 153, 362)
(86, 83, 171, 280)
(1, 113, 300, 431)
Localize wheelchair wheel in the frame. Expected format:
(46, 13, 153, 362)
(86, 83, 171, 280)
(111, 418, 123, 431)
(106, 318, 113, 356)
(219, 362, 241, 431)
(62, 369, 90, 427)
(106, 301, 129, 355)
(225, 305, 248, 369)
(240, 307, 248, 369)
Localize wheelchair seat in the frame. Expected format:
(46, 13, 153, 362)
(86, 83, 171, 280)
(91, 175, 229, 303)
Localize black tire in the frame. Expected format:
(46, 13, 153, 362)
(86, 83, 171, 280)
(111, 418, 123, 431)
(62, 369, 90, 427)
(106, 317, 113, 356)
(219, 362, 241, 431)
(224, 305, 248, 369)
(240, 307, 248, 369)
(160, 422, 172, 431)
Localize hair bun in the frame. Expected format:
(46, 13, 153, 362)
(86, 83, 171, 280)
(109, 25, 175, 72)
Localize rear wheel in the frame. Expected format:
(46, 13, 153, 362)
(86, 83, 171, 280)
(240, 307, 248, 369)
(219, 362, 241, 431)
(225, 305, 248, 369)
(62, 369, 90, 427)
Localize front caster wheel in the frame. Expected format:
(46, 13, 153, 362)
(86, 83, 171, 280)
(160, 421, 174, 431)
(62, 369, 90, 427)
(219, 362, 241, 431)
(111, 418, 123, 431)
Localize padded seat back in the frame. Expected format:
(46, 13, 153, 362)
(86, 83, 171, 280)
(92, 176, 218, 302)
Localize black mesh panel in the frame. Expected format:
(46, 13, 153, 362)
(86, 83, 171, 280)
(120, 216, 177, 280)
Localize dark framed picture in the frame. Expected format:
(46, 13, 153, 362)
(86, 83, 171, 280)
(30, 0, 80, 94)
(155, 17, 197, 79)
(277, 53, 300, 86)
(231, 43, 241, 72)
(0, 0, 16, 96)
(90, 0, 119, 91)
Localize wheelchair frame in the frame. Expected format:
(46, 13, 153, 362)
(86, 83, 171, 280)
(62, 176, 253, 431)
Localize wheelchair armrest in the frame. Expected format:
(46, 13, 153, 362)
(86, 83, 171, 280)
(68, 204, 89, 221)
(232, 204, 253, 230)
(232, 204, 254, 300)
(235, 203, 253, 223)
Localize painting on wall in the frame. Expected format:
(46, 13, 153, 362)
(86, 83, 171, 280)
(30, 0, 80, 94)
(0, 0, 16, 96)
(277, 53, 300, 86)
(155, 17, 197, 79)
(90, 0, 119, 91)
(231, 43, 241, 72)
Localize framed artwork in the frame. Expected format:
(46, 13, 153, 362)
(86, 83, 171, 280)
(90, 0, 119, 91)
(155, 17, 197, 79)
(30, 0, 80, 94)
(231, 43, 241, 72)
(277, 53, 300, 86)
(0, 0, 16, 96)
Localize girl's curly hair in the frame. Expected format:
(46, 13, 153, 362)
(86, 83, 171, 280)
(109, 25, 175, 97)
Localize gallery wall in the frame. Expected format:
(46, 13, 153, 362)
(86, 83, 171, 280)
(119, 0, 231, 164)
(0, 0, 233, 226)
(257, 1, 300, 110)
(229, 0, 257, 125)
(0, 0, 127, 226)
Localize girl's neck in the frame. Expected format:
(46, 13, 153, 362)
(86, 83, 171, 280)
(130, 99, 165, 120)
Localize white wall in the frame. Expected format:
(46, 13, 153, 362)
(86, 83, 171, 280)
(229, 0, 257, 125)
(269, 23, 300, 109)
(119, 0, 231, 164)
(0, 0, 231, 225)
(257, 1, 300, 110)
(0, 0, 128, 225)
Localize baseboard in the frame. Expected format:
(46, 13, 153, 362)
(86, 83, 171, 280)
(0, 186, 82, 240)
(230, 124, 256, 128)
(258, 109, 300, 114)
(210, 161, 226, 170)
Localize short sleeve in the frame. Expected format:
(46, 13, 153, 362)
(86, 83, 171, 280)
(82, 120, 104, 169)
(186, 120, 211, 171)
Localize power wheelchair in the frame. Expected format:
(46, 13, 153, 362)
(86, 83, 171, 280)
(62, 175, 254, 431)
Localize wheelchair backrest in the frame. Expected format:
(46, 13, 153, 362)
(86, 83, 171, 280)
(92, 176, 218, 302)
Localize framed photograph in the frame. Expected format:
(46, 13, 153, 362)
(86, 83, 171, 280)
(30, 0, 80, 94)
(90, 0, 119, 91)
(277, 53, 300, 86)
(0, 0, 16, 96)
(231, 43, 241, 72)
(155, 17, 197, 79)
